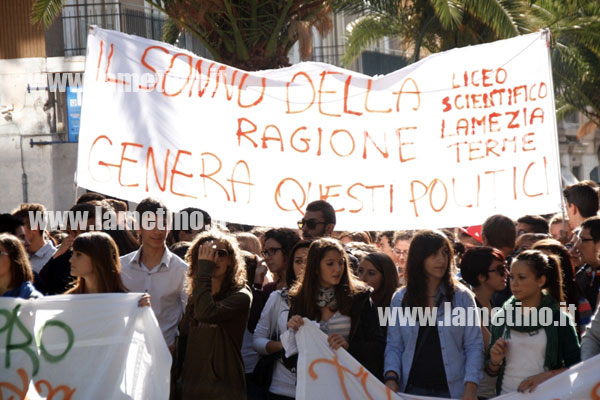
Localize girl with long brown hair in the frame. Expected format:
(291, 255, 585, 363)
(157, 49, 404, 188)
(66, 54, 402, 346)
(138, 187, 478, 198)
(285, 238, 385, 380)
(357, 251, 399, 308)
(66, 231, 130, 294)
(384, 230, 482, 399)
(0, 233, 42, 299)
(176, 230, 251, 399)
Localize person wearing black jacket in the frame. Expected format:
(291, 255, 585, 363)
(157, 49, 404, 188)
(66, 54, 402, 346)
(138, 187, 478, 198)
(285, 238, 385, 381)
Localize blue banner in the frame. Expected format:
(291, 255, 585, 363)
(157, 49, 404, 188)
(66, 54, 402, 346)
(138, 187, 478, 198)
(66, 86, 82, 142)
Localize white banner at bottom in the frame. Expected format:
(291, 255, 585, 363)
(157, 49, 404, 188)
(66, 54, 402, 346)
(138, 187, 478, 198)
(295, 319, 600, 399)
(0, 294, 171, 400)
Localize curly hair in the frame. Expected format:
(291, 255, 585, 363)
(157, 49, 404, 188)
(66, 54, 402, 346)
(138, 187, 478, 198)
(264, 228, 301, 258)
(186, 230, 247, 296)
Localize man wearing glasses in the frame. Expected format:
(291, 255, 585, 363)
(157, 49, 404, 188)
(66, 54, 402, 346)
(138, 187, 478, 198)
(574, 216, 600, 312)
(297, 200, 336, 240)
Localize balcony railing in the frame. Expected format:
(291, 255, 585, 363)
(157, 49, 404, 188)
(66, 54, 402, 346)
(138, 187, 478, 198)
(311, 45, 346, 67)
(61, 1, 211, 58)
(62, 2, 166, 57)
(310, 44, 408, 76)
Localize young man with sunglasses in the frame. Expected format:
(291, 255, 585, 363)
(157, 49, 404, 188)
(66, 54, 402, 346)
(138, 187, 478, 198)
(482, 214, 516, 308)
(574, 216, 600, 312)
(120, 198, 188, 352)
(459, 247, 508, 399)
(297, 200, 336, 240)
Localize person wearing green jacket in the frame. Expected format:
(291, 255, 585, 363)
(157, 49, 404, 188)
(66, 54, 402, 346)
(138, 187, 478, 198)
(485, 250, 580, 395)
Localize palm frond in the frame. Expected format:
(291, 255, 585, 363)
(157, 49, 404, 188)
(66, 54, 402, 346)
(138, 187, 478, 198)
(554, 103, 576, 123)
(342, 14, 402, 65)
(162, 18, 181, 44)
(465, 0, 530, 38)
(333, 0, 402, 16)
(430, 0, 463, 30)
(31, 0, 64, 27)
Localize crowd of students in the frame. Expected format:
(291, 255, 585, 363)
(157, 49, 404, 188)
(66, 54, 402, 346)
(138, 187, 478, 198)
(2, 180, 600, 399)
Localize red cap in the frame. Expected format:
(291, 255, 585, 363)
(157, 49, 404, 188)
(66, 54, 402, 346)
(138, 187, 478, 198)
(460, 225, 482, 244)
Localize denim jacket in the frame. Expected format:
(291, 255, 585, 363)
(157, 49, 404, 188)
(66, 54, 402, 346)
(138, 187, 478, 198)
(384, 284, 483, 398)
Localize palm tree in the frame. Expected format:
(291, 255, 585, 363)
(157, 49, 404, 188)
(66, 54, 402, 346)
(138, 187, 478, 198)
(338, 0, 600, 127)
(336, 0, 532, 65)
(31, 0, 334, 71)
(528, 0, 600, 127)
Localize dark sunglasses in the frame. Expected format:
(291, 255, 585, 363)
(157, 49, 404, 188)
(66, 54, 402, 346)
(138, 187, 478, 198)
(488, 264, 508, 275)
(216, 249, 230, 258)
(262, 247, 282, 257)
(577, 234, 595, 243)
(297, 218, 326, 230)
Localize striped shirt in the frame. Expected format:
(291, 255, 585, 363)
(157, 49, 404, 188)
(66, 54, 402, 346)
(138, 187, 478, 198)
(319, 311, 351, 341)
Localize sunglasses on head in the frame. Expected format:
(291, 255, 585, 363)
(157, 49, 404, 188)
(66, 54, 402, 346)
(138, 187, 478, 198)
(297, 218, 326, 230)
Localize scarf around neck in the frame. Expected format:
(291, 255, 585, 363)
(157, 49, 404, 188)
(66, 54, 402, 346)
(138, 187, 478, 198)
(316, 286, 337, 310)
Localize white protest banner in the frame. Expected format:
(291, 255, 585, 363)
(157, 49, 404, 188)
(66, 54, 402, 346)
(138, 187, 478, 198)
(294, 318, 403, 400)
(295, 319, 600, 400)
(493, 353, 600, 399)
(77, 27, 561, 230)
(0, 294, 171, 400)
